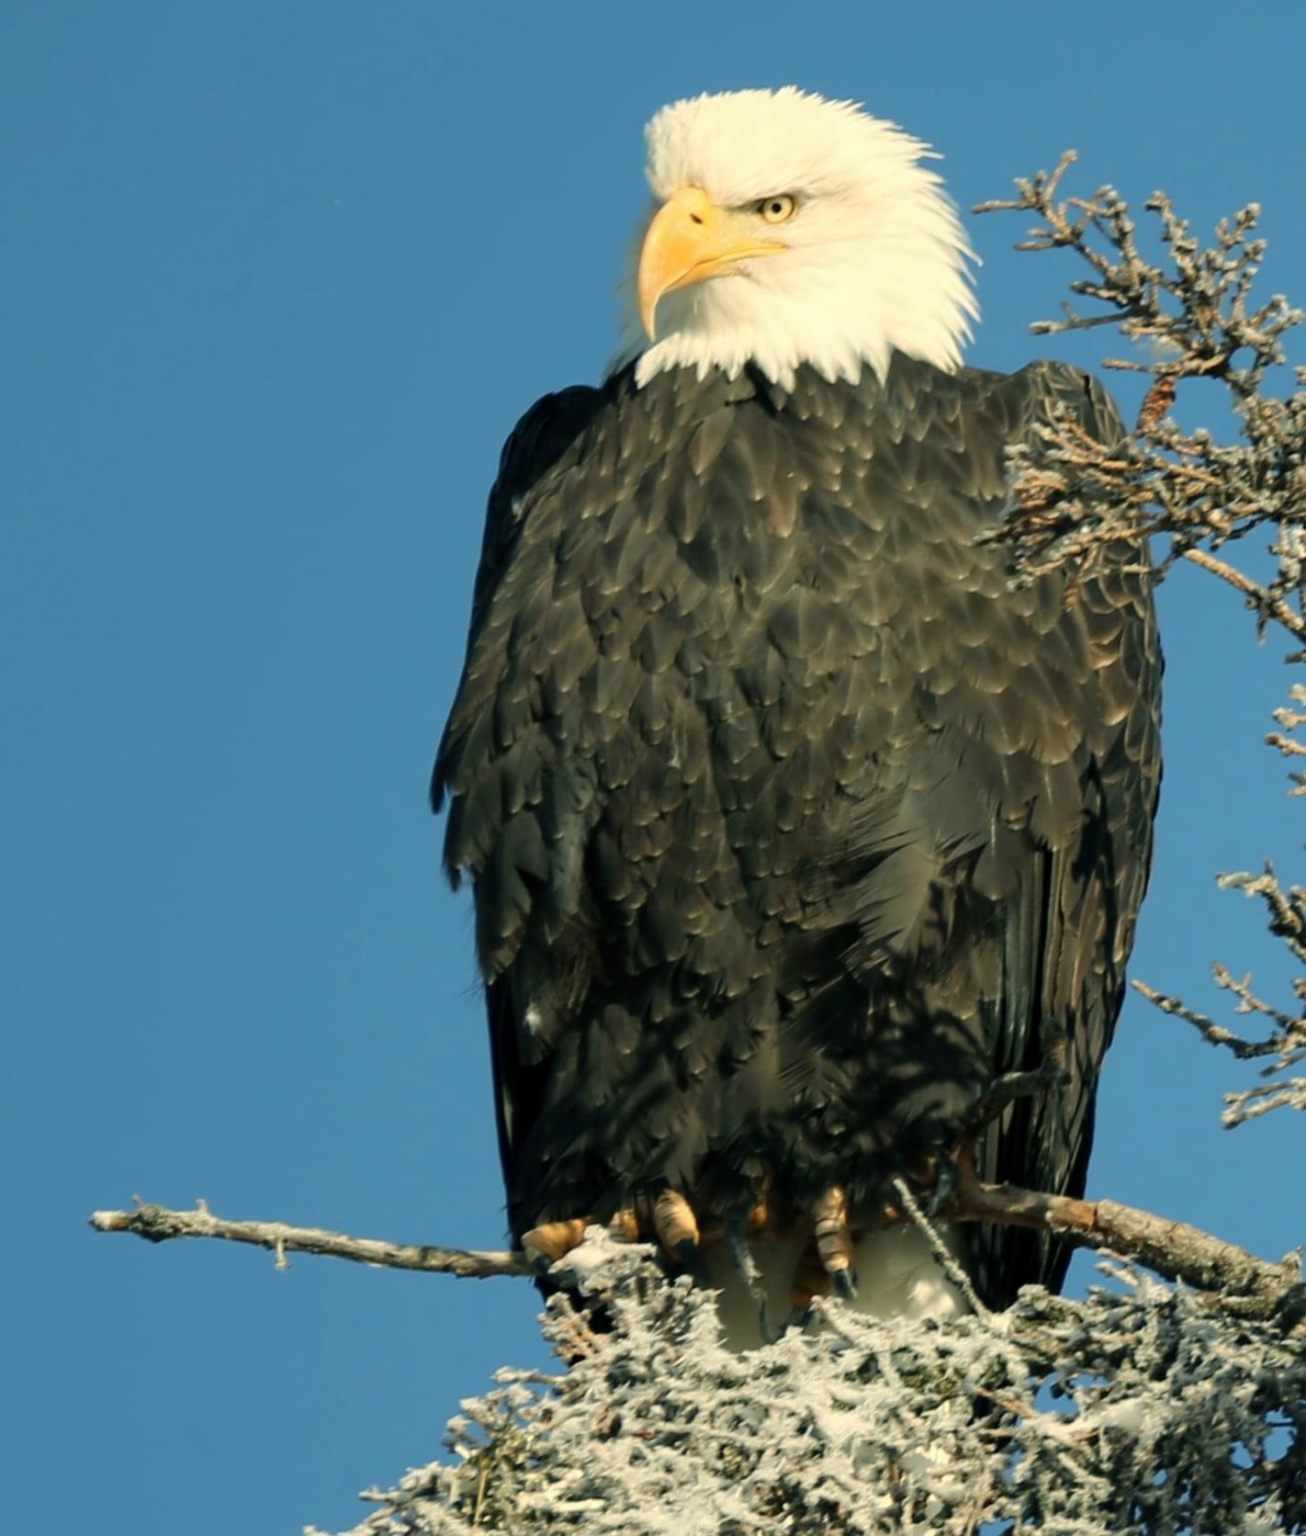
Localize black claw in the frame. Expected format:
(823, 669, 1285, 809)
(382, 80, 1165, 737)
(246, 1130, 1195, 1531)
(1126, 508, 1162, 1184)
(757, 1299, 780, 1345)
(785, 1304, 814, 1334)
(676, 1237, 710, 1287)
(928, 1153, 959, 1218)
(725, 1209, 776, 1346)
(832, 1267, 858, 1302)
(724, 1210, 760, 1288)
(530, 1254, 554, 1279)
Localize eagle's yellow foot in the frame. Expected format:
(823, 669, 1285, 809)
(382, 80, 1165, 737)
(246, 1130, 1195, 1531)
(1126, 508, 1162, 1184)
(521, 1217, 591, 1271)
(813, 1185, 857, 1300)
(651, 1188, 709, 1283)
(608, 1206, 641, 1243)
(651, 1187, 699, 1250)
(746, 1186, 773, 1236)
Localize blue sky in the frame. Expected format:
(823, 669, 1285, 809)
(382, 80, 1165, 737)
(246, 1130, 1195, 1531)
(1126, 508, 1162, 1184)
(6, 3, 1304, 1532)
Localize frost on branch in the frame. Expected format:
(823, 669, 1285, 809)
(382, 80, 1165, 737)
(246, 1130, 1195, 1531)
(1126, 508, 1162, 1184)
(973, 151, 1306, 648)
(315, 1230, 1305, 1536)
(1135, 682, 1306, 1130)
(1135, 682, 1306, 1129)
(977, 158, 1306, 1131)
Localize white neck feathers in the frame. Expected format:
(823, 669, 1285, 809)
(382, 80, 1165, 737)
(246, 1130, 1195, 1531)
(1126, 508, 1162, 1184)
(611, 87, 978, 392)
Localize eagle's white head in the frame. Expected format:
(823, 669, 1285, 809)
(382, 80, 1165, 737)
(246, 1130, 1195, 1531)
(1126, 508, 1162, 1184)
(613, 87, 978, 391)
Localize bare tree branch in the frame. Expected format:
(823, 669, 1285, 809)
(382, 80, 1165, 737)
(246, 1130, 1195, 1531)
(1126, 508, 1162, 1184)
(1134, 977, 1291, 1060)
(947, 1177, 1302, 1325)
(91, 1186, 1304, 1326)
(1182, 545, 1306, 642)
(89, 1197, 531, 1278)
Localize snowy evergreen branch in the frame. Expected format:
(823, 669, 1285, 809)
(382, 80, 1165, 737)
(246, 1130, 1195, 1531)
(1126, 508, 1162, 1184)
(309, 1229, 1306, 1536)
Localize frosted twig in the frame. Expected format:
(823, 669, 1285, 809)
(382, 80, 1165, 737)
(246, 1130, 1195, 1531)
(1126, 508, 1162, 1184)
(1131, 838, 1306, 1129)
(1133, 979, 1288, 1060)
(1181, 547, 1306, 642)
(89, 1198, 531, 1278)
(891, 1176, 990, 1318)
(973, 155, 1306, 650)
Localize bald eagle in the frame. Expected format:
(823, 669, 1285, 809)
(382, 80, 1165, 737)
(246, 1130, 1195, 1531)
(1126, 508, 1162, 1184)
(434, 87, 1160, 1344)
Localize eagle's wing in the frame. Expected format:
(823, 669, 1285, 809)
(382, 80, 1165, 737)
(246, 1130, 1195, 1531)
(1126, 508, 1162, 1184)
(964, 361, 1161, 1304)
(432, 381, 605, 1181)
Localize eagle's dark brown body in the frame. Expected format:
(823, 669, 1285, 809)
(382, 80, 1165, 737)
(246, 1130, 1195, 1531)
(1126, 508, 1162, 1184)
(434, 352, 1160, 1308)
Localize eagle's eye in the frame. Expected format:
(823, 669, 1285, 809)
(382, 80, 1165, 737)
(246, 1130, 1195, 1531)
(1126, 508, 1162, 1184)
(757, 194, 797, 224)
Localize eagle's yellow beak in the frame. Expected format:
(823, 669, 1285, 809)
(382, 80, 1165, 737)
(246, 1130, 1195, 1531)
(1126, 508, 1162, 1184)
(637, 186, 786, 341)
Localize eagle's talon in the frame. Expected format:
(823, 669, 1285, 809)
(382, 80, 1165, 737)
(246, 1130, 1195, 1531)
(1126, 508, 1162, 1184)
(832, 1267, 858, 1302)
(757, 1299, 780, 1345)
(929, 1140, 981, 1218)
(725, 1208, 776, 1343)
(608, 1207, 641, 1244)
(521, 1217, 590, 1269)
(652, 1187, 699, 1250)
(927, 1154, 959, 1219)
(813, 1186, 856, 1295)
(675, 1236, 710, 1286)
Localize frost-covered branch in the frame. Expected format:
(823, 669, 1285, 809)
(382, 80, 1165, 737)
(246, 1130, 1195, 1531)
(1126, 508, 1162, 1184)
(973, 150, 1306, 649)
(946, 1172, 1302, 1322)
(309, 1230, 1306, 1536)
(89, 1198, 530, 1278)
(1128, 684, 1306, 1128)
(1137, 975, 1306, 1127)
(1132, 832, 1306, 1129)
